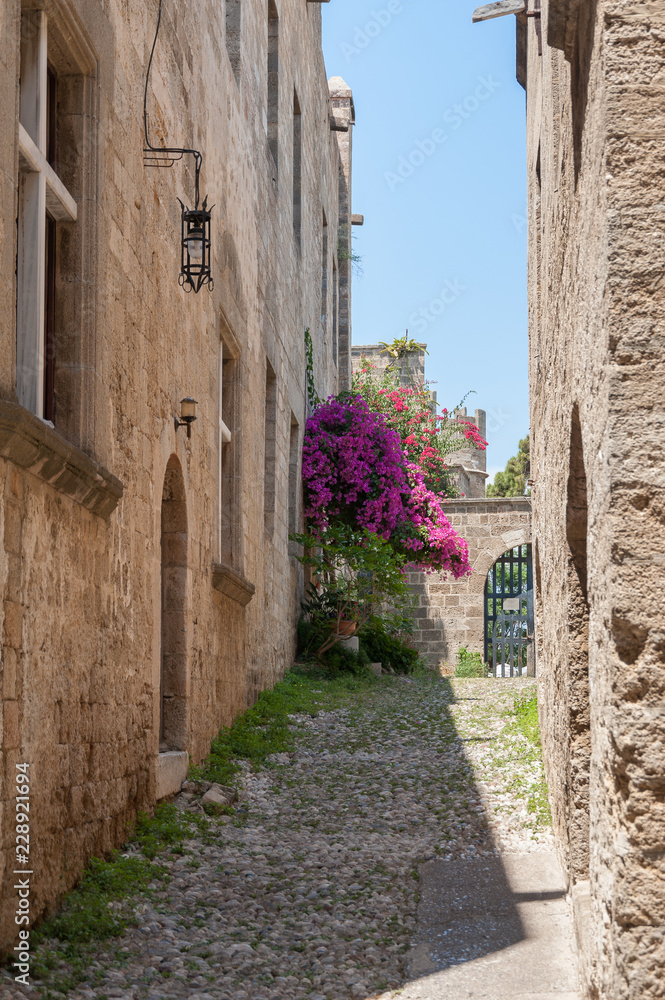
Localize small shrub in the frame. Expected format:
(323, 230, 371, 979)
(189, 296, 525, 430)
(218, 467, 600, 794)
(297, 614, 371, 674)
(359, 616, 422, 674)
(455, 647, 486, 678)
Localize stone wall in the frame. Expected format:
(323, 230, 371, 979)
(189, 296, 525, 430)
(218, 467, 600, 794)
(408, 499, 531, 670)
(524, 2, 665, 996)
(0, 0, 354, 950)
(350, 343, 427, 387)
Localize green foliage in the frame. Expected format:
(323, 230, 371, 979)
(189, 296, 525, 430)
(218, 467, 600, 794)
(29, 850, 167, 996)
(507, 690, 552, 827)
(455, 647, 487, 677)
(377, 335, 428, 359)
(25, 804, 208, 995)
(297, 611, 422, 675)
(337, 232, 364, 273)
(304, 327, 321, 411)
(192, 670, 376, 785)
(486, 435, 530, 498)
(511, 690, 542, 747)
(133, 802, 194, 859)
(291, 524, 413, 657)
(359, 615, 422, 674)
(297, 614, 370, 674)
(33, 854, 161, 947)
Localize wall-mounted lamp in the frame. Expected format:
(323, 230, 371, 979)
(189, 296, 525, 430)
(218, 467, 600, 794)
(178, 196, 213, 293)
(175, 397, 198, 438)
(143, 0, 215, 293)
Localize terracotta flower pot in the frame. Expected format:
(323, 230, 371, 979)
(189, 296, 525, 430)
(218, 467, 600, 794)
(336, 621, 357, 637)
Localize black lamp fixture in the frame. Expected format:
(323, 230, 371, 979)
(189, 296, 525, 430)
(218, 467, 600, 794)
(175, 397, 198, 438)
(143, 0, 215, 293)
(178, 183, 214, 294)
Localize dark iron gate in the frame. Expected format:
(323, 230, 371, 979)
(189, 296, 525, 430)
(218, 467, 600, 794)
(484, 544, 534, 677)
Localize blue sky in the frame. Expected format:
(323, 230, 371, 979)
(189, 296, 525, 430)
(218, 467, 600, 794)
(321, 0, 529, 479)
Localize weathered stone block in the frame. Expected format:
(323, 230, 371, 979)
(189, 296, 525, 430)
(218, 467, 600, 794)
(2, 602, 23, 650)
(3, 700, 19, 749)
(156, 752, 189, 801)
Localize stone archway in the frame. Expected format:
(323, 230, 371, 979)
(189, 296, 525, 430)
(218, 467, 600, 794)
(408, 498, 532, 671)
(160, 455, 188, 752)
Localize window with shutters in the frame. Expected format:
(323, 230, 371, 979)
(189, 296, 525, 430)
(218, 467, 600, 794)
(17, 10, 77, 423)
(15, 6, 97, 449)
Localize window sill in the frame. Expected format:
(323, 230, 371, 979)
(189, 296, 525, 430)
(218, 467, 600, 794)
(0, 400, 123, 517)
(212, 561, 255, 606)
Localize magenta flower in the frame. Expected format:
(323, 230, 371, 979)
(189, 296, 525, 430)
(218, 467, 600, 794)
(302, 396, 410, 536)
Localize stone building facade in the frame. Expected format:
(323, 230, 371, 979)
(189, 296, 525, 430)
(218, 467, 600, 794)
(0, 0, 354, 949)
(519, 1, 665, 996)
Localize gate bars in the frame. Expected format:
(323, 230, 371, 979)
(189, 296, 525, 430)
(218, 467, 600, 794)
(484, 544, 535, 677)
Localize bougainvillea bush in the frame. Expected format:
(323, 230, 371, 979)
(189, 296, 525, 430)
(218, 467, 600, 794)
(351, 361, 486, 498)
(301, 394, 472, 577)
(391, 465, 471, 578)
(301, 395, 410, 537)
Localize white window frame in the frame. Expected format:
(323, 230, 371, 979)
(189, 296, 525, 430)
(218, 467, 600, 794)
(17, 10, 77, 419)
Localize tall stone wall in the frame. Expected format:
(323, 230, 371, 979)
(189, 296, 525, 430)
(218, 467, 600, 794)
(524, 2, 665, 996)
(0, 0, 353, 949)
(408, 499, 531, 670)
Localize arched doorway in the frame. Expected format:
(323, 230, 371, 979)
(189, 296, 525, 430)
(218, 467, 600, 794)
(484, 543, 534, 677)
(160, 456, 188, 752)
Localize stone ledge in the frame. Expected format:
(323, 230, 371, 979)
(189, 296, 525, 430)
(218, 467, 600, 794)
(548, 0, 581, 59)
(572, 880, 591, 993)
(212, 561, 256, 606)
(444, 497, 532, 511)
(156, 751, 189, 801)
(0, 400, 123, 517)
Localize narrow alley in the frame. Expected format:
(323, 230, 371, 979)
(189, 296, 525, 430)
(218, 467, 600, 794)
(5, 676, 579, 1000)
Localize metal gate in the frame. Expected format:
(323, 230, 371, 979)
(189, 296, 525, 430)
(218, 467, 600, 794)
(485, 544, 534, 677)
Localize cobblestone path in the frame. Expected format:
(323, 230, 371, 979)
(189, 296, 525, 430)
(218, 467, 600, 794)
(5, 677, 554, 1000)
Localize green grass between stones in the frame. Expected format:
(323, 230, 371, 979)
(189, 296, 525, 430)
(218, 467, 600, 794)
(13, 670, 381, 997)
(507, 689, 552, 828)
(26, 804, 202, 997)
(190, 668, 380, 786)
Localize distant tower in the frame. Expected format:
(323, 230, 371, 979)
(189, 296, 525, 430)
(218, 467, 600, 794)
(350, 341, 427, 388)
(446, 408, 488, 498)
(350, 343, 488, 497)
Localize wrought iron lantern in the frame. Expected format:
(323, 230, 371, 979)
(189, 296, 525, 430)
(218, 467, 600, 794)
(178, 195, 213, 293)
(143, 0, 215, 293)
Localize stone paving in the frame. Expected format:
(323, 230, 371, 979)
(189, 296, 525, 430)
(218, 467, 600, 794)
(2, 677, 560, 1000)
